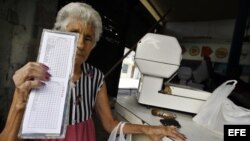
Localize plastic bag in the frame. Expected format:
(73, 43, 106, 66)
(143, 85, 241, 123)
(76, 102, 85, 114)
(221, 99, 250, 125)
(193, 80, 250, 135)
(108, 122, 128, 141)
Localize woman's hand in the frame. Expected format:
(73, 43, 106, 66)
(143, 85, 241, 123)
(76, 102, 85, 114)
(144, 125, 186, 141)
(12, 62, 51, 109)
(0, 62, 51, 140)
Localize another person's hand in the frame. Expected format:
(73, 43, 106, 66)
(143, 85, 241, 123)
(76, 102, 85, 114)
(145, 125, 186, 141)
(12, 62, 51, 109)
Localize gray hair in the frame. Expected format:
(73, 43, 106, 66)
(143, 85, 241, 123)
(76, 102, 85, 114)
(53, 2, 102, 43)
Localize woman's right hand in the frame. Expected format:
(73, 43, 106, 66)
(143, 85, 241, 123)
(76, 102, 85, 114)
(12, 62, 51, 109)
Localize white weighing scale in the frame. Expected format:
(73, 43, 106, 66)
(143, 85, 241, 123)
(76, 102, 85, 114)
(135, 33, 211, 114)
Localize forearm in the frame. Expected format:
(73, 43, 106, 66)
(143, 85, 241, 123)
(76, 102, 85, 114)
(109, 121, 155, 135)
(96, 84, 185, 141)
(0, 89, 25, 141)
(101, 119, 145, 135)
(122, 123, 148, 134)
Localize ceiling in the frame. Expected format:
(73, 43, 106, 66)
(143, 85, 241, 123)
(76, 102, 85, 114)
(82, 0, 249, 47)
(147, 0, 247, 22)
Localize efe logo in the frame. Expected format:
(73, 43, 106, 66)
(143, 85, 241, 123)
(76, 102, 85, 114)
(228, 129, 246, 136)
(224, 125, 249, 141)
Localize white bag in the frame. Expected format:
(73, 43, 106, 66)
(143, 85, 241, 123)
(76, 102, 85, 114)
(108, 122, 129, 141)
(221, 98, 250, 125)
(193, 80, 250, 135)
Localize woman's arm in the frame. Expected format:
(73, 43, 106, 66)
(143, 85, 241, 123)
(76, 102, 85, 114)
(95, 82, 119, 132)
(0, 62, 50, 141)
(95, 82, 186, 141)
(0, 89, 27, 141)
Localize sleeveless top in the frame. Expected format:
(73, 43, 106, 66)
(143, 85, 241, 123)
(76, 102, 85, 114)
(35, 63, 104, 141)
(69, 63, 104, 124)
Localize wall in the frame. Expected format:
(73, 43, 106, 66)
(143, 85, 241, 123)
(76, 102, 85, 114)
(164, 19, 237, 40)
(164, 19, 250, 82)
(0, 0, 58, 131)
(181, 41, 250, 65)
(0, 0, 36, 130)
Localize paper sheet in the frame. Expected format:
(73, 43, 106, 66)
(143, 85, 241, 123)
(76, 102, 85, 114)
(20, 29, 78, 136)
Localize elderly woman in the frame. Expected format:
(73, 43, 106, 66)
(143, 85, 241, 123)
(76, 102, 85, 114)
(0, 2, 186, 141)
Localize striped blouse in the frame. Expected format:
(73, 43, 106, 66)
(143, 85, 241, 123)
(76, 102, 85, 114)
(69, 63, 104, 124)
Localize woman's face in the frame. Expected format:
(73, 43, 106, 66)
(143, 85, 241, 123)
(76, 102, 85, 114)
(66, 19, 96, 67)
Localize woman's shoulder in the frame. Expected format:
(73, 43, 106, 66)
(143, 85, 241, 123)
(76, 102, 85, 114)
(82, 63, 104, 77)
